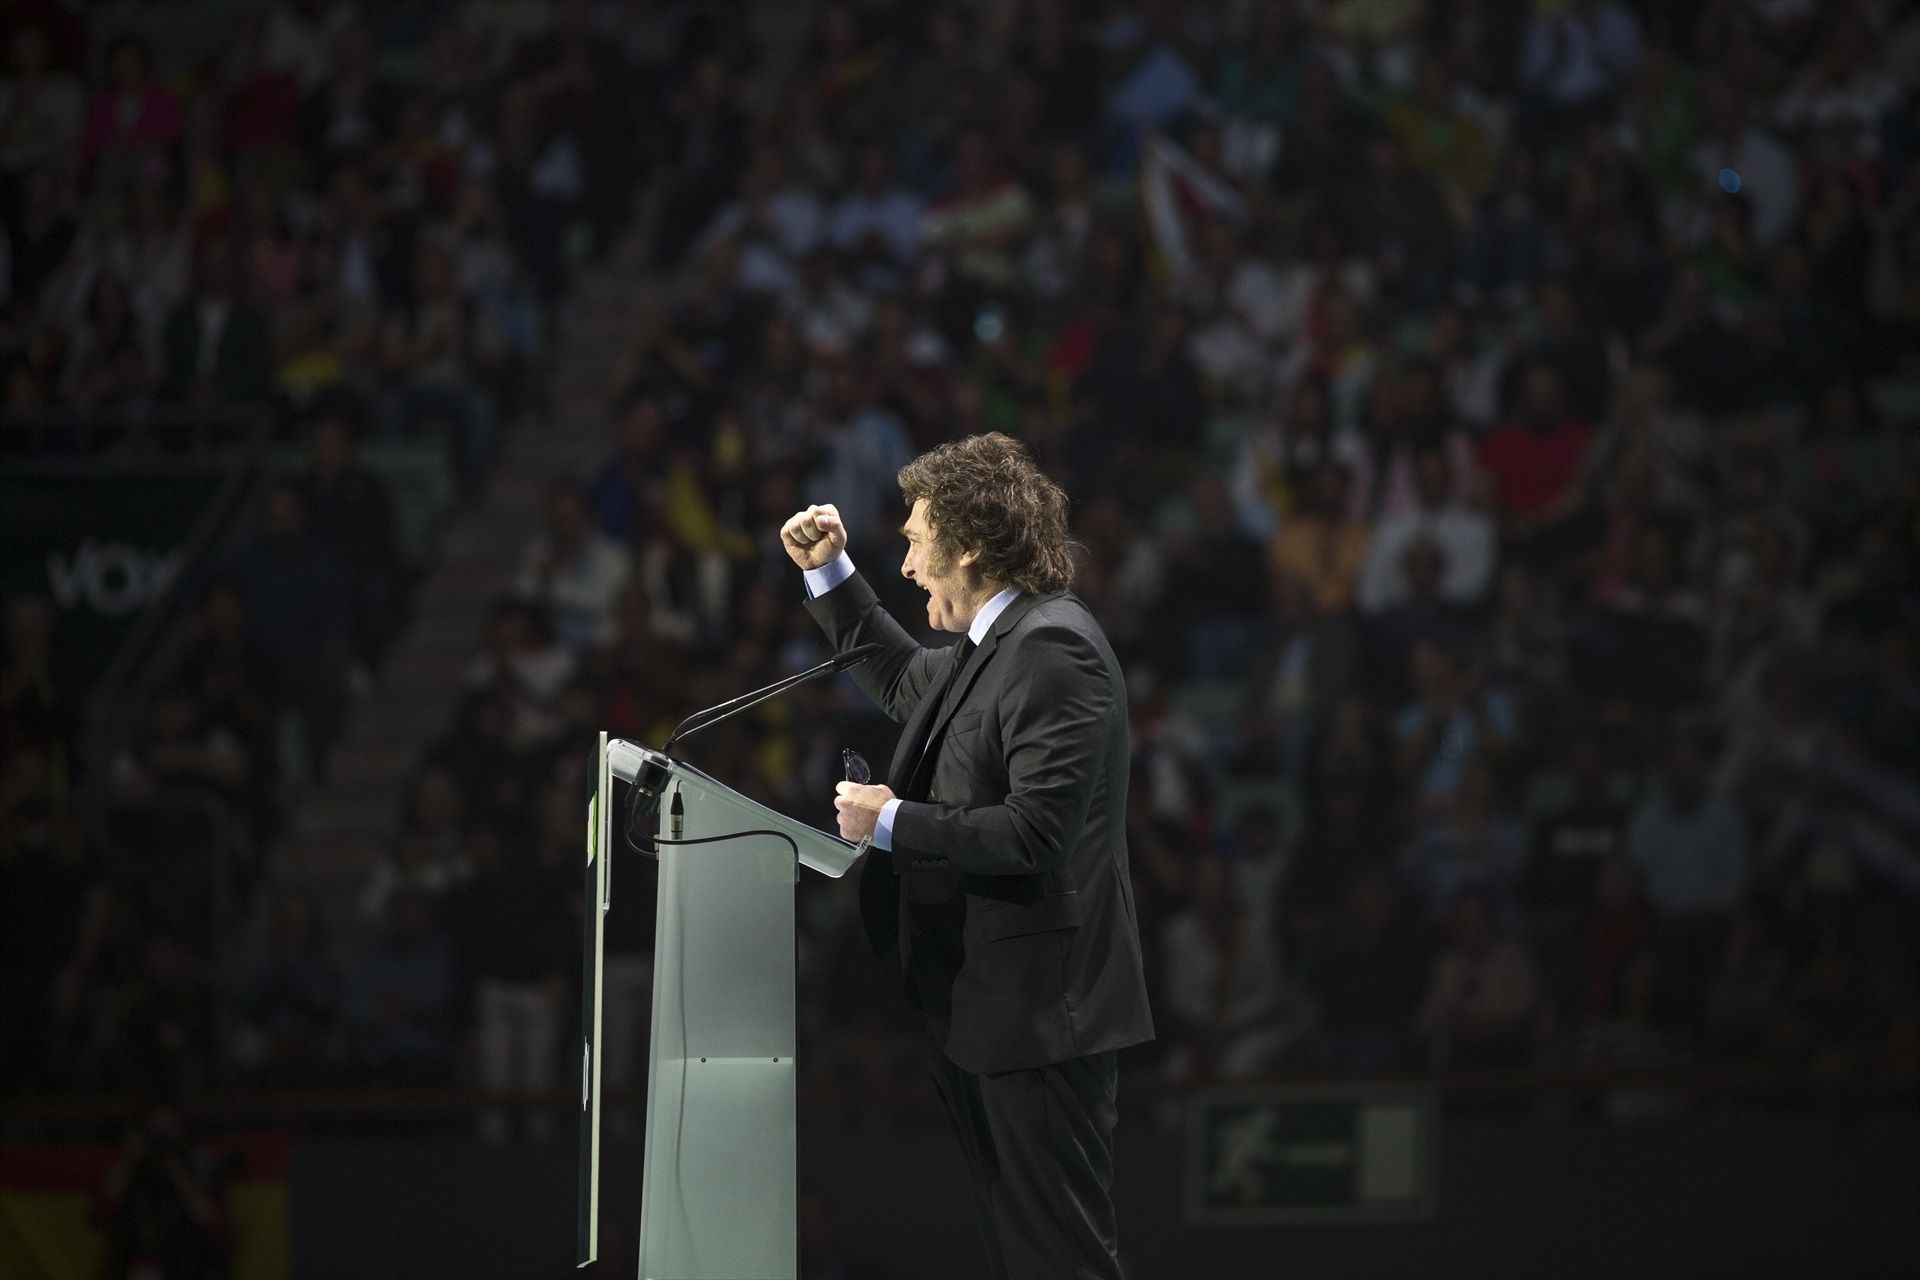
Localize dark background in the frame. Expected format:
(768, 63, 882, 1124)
(2, 0, 1918, 1277)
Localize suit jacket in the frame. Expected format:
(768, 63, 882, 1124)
(806, 569, 1154, 1074)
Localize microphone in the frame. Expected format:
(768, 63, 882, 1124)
(662, 642, 883, 754)
(828, 642, 884, 672)
(626, 645, 883, 857)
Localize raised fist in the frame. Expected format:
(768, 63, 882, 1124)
(780, 503, 848, 570)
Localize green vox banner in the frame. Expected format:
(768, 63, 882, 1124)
(0, 463, 235, 692)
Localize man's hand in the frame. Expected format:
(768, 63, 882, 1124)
(781, 503, 848, 570)
(834, 780, 893, 843)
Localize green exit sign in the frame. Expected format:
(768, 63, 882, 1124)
(1185, 1085, 1439, 1225)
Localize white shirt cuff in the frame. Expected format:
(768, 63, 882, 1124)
(803, 551, 855, 599)
(874, 798, 902, 851)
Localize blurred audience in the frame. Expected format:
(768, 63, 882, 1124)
(340, 889, 455, 1085)
(5, 0, 1919, 1122)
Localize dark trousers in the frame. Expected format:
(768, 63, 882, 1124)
(927, 1043, 1123, 1279)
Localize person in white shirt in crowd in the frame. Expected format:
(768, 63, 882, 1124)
(1161, 856, 1294, 1081)
(828, 139, 923, 268)
(1627, 724, 1752, 1026)
(1414, 886, 1544, 1069)
(1520, 0, 1642, 108)
(0, 25, 84, 181)
(693, 145, 825, 297)
(1360, 443, 1498, 613)
(513, 478, 630, 652)
(1689, 77, 1801, 249)
(1628, 727, 1752, 921)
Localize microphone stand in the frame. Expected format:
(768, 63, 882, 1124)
(662, 642, 882, 755)
(626, 642, 884, 851)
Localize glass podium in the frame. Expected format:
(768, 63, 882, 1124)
(579, 734, 860, 1279)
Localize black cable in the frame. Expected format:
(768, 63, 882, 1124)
(624, 822, 802, 862)
(651, 829, 801, 856)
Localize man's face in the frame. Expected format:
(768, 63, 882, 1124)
(900, 497, 979, 633)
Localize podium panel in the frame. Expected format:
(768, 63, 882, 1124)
(637, 770, 798, 1279)
(580, 740, 856, 1279)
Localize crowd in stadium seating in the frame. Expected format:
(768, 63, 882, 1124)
(6, 0, 1920, 1124)
(0, 0, 572, 1100)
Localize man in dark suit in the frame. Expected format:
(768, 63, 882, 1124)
(781, 432, 1153, 1279)
(159, 238, 275, 407)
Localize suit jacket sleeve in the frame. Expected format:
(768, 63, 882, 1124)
(801, 568, 942, 724)
(891, 620, 1112, 877)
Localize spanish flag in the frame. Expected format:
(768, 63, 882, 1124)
(0, 1133, 289, 1280)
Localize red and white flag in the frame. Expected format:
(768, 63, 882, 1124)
(1138, 129, 1250, 285)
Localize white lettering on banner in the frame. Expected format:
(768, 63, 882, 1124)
(46, 539, 186, 615)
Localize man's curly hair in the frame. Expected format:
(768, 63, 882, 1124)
(897, 432, 1077, 593)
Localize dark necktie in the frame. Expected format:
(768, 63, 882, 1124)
(911, 637, 974, 778)
(940, 636, 975, 713)
(947, 636, 976, 679)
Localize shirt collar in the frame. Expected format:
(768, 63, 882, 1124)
(968, 585, 1022, 645)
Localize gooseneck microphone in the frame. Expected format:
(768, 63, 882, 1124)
(626, 643, 884, 854)
(662, 642, 883, 755)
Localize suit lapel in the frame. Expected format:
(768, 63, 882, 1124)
(886, 651, 957, 792)
(889, 590, 1065, 794)
(914, 630, 996, 774)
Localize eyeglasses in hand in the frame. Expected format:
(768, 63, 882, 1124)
(842, 748, 871, 785)
(841, 749, 874, 854)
